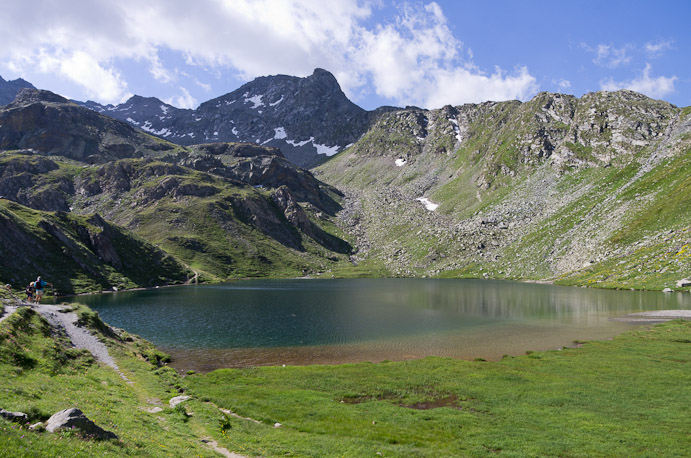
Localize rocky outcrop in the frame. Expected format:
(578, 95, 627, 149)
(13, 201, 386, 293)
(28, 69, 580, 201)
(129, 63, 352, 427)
(271, 186, 351, 254)
(0, 89, 176, 163)
(85, 214, 123, 269)
(229, 194, 303, 251)
(0, 155, 72, 211)
(45, 408, 118, 440)
(0, 408, 28, 423)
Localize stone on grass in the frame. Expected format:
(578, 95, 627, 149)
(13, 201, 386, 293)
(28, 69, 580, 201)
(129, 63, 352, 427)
(29, 422, 45, 431)
(0, 408, 28, 423)
(169, 395, 191, 408)
(676, 279, 691, 288)
(662, 288, 674, 293)
(45, 408, 118, 440)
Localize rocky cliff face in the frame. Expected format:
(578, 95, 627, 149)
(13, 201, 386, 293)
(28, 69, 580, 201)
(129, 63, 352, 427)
(83, 69, 393, 168)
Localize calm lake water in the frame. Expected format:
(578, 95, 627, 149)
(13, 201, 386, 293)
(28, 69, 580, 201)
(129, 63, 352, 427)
(66, 279, 691, 372)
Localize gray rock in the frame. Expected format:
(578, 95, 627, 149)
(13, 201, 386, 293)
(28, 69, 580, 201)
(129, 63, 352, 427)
(45, 408, 118, 440)
(0, 408, 28, 423)
(676, 279, 691, 288)
(662, 288, 674, 293)
(168, 395, 191, 408)
(29, 422, 45, 431)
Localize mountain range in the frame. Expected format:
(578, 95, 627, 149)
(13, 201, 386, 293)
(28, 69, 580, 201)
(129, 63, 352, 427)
(80, 68, 396, 168)
(0, 70, 688, 293)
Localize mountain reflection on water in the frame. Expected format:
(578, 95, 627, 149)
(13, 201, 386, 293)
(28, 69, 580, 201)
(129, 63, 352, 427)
(66, 279, 691, 371)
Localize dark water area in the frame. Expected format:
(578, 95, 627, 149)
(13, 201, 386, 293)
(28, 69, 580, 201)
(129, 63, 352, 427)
(65, 279, 691, 372)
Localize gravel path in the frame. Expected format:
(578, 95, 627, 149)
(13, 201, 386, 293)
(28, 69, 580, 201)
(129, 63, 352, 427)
(33, 304, 119, 370)
(1, 301, 124, 377)
(0, 304, 18, 324)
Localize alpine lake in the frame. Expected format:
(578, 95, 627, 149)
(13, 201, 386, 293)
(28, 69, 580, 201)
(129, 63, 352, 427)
(65, 279, 691, 372)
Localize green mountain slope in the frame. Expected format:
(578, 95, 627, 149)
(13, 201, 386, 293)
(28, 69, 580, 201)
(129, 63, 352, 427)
(0, 90, 353, 291)
(316, 91, 690, 290)
(0, 199, 190, 293)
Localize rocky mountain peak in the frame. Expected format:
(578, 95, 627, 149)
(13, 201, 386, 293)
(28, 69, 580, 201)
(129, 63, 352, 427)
(9, 88, 69, 106)
(0, 75, 36, 106)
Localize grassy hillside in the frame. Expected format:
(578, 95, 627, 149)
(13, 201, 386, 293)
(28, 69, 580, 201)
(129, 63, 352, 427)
(0, 304, 228, 457)
(0, 199, 190, 294)
(0, 153, 354, 287)
(316, 91, 691, 290)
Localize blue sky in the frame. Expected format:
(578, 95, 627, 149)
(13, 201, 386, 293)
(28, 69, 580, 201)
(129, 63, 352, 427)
(1, 0, 688, 110)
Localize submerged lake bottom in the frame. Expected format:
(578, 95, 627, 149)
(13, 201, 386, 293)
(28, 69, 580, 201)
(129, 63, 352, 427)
(66, 279, 691, 372)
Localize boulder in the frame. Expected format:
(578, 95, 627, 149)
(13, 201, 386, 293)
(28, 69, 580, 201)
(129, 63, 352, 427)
(662, 288, 674, 293)
(676, 279, 691, 288)
(0, 408, 28, 423)
(45, 408, 118, 440)
(169, 395, 191, 408)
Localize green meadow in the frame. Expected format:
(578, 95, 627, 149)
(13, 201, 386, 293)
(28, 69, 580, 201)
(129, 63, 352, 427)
(1, 297, 689, 457)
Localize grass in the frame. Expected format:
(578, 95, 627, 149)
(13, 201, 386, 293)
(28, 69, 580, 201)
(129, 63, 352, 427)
(0, 304, 223, 457)
(188, 320, 691, 457)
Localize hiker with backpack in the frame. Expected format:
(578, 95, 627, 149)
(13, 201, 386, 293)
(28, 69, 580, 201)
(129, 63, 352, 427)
(34, 276, 52, 303)
(25, 282, 35, 302)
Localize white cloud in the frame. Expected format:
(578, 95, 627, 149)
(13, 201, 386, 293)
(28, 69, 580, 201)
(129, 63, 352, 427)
(148, 52, 175, 84)
(589, 43, 632, 68)
(164, 86, 197, 109)
(600, 64, 677, 99)
(355, 2, 537, 107)
(423, 66, 537, 107)
(0, 0, 538, 108)
(557, 79, 571, 89)
(28, 48, 132, 103)
(645, 39, 673, 57)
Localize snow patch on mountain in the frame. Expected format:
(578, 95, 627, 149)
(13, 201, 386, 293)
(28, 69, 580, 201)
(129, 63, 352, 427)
(450, 119, 463, 143)
(286, 136, 340, 156)
(140, 121, 171, 137)
(160, 105, 169, 114)
(244, 94, 265, 109)
(395, 158, 407, 166)
(314, 142, 339, 156)
(416, 197, 439, 211)
(269, 96, 284, 107)
(287, 138, 313, 148)
(274, 127, 287, 139)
